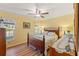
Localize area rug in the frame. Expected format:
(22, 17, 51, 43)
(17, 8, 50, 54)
(16, 47, 42, 56)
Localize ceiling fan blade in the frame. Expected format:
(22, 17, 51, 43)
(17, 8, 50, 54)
(27, 13, 36, 15)
(12, 7, 33, 11)
(22, 9, 33, 11)
(41, 12, 49, 15)
(40, 15, 45, 18)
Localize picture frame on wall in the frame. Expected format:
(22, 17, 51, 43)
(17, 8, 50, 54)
(23, 22, 30, 29)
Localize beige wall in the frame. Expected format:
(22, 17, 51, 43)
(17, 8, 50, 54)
(0, 11, 36, 48)
(0, 11, 74, 48)
(38, 14, 74, 36)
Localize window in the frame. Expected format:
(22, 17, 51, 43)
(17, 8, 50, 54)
(0, 17, 16, 42)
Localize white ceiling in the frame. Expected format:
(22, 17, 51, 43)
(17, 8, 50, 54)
(0, 3, 74, 19)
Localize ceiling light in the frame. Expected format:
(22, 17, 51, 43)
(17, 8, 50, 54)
(36, 14, 40, 17)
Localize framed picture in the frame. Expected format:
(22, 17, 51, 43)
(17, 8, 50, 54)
(23, 22, 30, 29)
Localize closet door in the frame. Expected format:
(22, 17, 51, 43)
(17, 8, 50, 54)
(0, 28, 6, 56)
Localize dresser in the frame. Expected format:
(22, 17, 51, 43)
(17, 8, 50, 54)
(0, 28, 6, 56)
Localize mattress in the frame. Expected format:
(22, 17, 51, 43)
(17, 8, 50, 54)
(30, 32, 58, 43)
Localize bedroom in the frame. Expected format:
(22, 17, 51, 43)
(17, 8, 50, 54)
(0, 3, 76, 56)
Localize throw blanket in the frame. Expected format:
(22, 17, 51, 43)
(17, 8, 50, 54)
(52, 33, 74, 53)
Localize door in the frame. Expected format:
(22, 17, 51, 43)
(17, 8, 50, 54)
(0, 28, 6, 56)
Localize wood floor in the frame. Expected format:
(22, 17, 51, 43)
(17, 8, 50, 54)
(6, 43, 42, 56)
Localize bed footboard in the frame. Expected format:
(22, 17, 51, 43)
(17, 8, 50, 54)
(27, 33, 45, 56)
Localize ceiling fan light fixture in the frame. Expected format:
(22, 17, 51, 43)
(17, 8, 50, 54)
(36, 14, 40, 17)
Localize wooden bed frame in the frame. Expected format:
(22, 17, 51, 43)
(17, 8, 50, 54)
(27, 27, 60, 56)
(44, 27, 60, 38)
(27, 27, 75, 56)
(27, 33, 45, 56)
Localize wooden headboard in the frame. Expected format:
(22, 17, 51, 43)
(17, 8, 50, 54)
(44, 27, 60, 38)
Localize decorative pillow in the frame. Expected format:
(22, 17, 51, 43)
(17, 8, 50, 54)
(65, 45, 71, 52)
(47, 32, 54, 36)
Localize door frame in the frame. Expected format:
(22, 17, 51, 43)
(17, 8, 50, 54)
(74, 3, 78, 56)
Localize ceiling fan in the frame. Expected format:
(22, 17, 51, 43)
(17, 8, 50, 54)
(27, 8, 49, 18)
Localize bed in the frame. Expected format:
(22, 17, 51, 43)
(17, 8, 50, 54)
(48, 32, 75, 56)
(27, 27, 60, 56)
